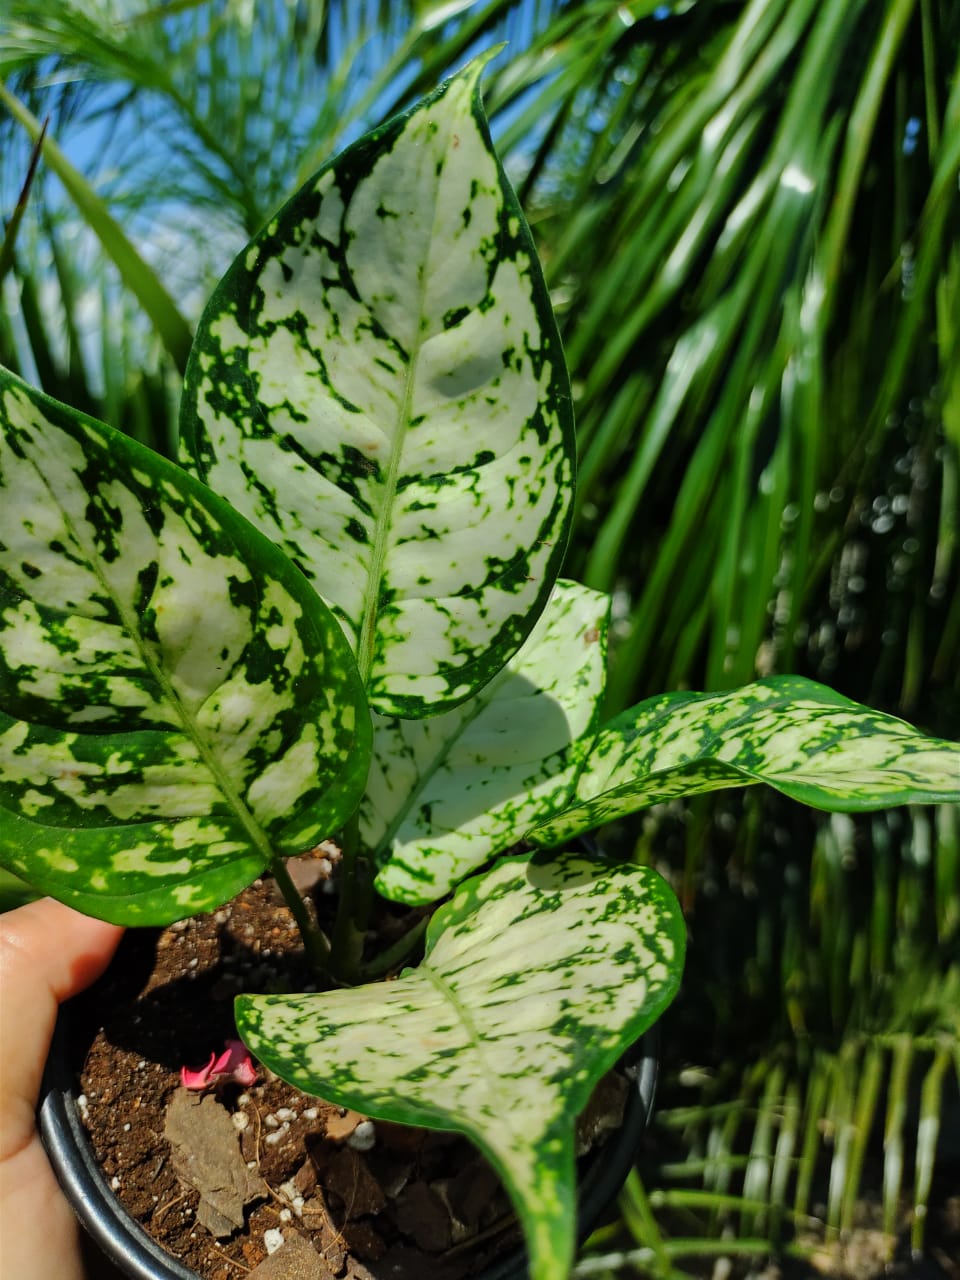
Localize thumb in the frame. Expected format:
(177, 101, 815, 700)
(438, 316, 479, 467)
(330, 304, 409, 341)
(0, 897, 124, 1161)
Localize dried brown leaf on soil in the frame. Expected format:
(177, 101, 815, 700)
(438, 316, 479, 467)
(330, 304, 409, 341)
(165, 1089, 268, 1237)
(246, 1231, 329, 1278)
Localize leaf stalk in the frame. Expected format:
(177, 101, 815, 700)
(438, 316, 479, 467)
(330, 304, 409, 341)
(329, 812, 375, 985)
(266, 854, 331, 977)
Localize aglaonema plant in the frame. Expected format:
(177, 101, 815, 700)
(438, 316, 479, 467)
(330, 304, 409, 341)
(2, 55, 960, 1280)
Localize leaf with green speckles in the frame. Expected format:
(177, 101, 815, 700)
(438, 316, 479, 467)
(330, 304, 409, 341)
(527, 676, 960, 848)
(236, 847, 684, 1280)
(0, 367, 371, 924)
(179, 54, 574, 719)
(367, 579, 609, 905)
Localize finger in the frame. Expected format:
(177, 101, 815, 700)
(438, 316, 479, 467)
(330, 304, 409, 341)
(0, 897, 124, 1161)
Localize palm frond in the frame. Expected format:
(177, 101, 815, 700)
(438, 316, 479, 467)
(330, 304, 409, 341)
(516, 0, 960, 718)
(585, 800, 960, 1274)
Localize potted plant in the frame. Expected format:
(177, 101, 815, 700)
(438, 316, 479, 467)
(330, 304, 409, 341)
(2, 55, 959, 1280)
(38, 994, 661, 1280)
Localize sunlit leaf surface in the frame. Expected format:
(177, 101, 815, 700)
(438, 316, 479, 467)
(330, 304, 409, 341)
(0, 368, 370, 923)
(180, 55, 574, 717)
(530, 677, 960, 847)
(237, 848, 684, 1280)
(367, 579, 609, 903)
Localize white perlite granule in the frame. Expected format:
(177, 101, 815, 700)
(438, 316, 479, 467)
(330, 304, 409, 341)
(347, 1120, 376, 1151)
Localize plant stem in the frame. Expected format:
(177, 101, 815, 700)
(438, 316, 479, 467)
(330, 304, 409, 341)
(0, 118, 47, 286)
(329, 812, 375, 985)
(358, 915, 429, 980)
(268, 854, 331, 976)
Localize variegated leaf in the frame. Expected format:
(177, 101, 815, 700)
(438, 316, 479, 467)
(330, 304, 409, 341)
(0, 368, 371, 924)
(179, 56, 574, 718)
(366, 579, 609, 904)
(237, 849, 684, 1280)
(528, 677, 960, 848)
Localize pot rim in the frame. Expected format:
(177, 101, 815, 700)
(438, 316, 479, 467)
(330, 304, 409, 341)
(40, 1009, 197, 1280)
(40, 1014, 659, 1280)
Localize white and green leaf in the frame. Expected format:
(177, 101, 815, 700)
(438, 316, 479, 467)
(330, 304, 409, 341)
(179, 55, 575, 718)
(237, 848, 684, 1280)
(0, 368, 371, 924)
(367, 579, 609, 904)
(529, 677, 960, 848)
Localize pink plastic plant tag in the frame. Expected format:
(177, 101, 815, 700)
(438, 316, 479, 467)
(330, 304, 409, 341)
(180, 1039, 257, 1090)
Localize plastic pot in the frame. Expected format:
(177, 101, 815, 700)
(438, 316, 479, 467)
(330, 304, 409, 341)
(40, 1014, 659, 1280)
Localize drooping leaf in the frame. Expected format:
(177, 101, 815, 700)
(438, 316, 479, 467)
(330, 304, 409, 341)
(367, 579, 609, 904)
(528, 677, 960, 848)
(179, 54, 575, 718)
(0, 367, 371, 924)
(237, 848, 684, 1280)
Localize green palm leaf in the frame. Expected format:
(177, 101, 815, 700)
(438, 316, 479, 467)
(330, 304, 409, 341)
(179, 55, 574, 717)
(0, 367, 370, 924)
(0, 81, 193, 374)
(238, 847, 685, 1280)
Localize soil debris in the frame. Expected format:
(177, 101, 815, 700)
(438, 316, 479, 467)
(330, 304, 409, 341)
(165, 1090, 268, 1238)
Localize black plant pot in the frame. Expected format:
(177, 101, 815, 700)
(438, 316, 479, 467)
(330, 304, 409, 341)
(40, 1014, 659, 1280)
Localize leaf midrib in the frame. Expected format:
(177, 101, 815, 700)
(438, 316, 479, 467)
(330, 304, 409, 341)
(353, 107, 460, 694)
(421, 960, 498, 1100)
(26, 439, 279, 871)
(355, 337, 419, 689)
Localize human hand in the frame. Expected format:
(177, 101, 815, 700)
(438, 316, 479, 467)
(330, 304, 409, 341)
(0, 898, 124, 1280)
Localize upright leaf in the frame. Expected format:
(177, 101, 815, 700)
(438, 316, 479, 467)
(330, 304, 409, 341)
(237, 849, 684, 1280)
(179, 55, 575, 717)
(367, 579, 609, 903)
(0, 368, 370, 923)
(529, 677, 960, 848)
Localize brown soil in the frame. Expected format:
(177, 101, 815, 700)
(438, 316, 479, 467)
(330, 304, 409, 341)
(67, 873, 628, 1280)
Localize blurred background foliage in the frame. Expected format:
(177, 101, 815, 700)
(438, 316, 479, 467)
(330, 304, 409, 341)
(1, 1, 958, 1274)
